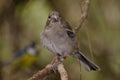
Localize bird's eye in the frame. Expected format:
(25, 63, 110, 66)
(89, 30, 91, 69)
(48, 16, 51, 19)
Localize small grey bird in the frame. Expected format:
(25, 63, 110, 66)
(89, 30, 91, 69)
(40, 11, 100, 71)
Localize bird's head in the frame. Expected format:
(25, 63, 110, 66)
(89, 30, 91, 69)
(48, 11, 60, 22)
(46, 11, 61, 27)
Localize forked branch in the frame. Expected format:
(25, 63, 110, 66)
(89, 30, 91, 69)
(28, 63, 68, 80)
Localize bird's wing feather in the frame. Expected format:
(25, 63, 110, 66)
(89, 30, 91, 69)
(61, 21, 76, 40)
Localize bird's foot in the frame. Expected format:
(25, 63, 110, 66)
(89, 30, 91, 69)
(51, 55, 63, 73)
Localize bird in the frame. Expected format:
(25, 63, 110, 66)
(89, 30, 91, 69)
(40, 11, 100, 71)
(14, 41, 39, 59)
(3, 41, 39, 73)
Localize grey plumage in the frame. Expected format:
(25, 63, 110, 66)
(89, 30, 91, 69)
(40, 11, 100, 71)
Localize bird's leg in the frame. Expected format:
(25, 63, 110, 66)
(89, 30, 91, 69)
(51, 54, 63, 73)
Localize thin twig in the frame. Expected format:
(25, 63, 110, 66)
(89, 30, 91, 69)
(0, 60, 3, 80)
(74, 0, 90, 33)
(28, 63, 68, 80)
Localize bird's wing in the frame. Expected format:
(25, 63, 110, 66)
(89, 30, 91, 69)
(61, 21, 76, 40)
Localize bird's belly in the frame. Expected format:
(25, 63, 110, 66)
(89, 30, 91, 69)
(51, 40, 73, 56)
(54, 42, 74, 56)
(40, 32, 74, 56)
(51, 31, 74, 56)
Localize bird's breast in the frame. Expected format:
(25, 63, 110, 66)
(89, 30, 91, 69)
(41, 27, 75, 56)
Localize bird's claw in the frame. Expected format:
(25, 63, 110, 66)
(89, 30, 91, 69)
(51, 56, 62, 73)
(52, 62, 58, 73)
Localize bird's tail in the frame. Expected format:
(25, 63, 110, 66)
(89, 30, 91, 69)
(74, 50, 100, 71)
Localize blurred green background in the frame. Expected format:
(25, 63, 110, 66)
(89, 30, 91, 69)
(0, 0, 120, 80)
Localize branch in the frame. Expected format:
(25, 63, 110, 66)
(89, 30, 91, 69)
(74, 0, 90, 33)
(28, 64, 52, 80)
(58, 63, 68, 80)
(28, 63, 68, 80)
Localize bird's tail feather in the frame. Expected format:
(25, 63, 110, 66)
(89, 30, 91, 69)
(74, 50, 100, 71)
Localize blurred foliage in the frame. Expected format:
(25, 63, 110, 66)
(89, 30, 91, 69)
(0, 0, 120, 80)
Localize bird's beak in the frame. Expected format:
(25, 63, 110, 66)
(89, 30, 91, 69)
(53, 15, 58, 20)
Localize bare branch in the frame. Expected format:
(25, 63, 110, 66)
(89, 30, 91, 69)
(58, 63, 68, 80)
(28, 64, 52, 80)
(28, 63, 68, 80)
(74, 0, 90, 33)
